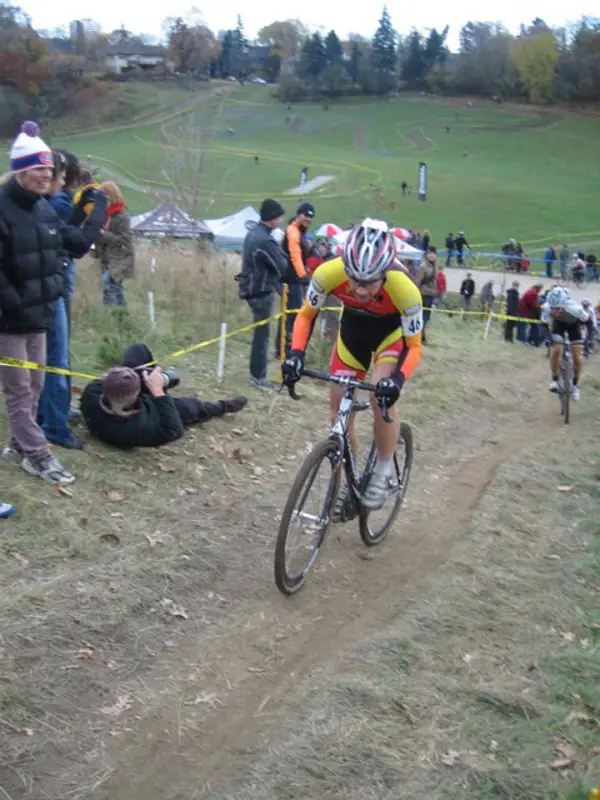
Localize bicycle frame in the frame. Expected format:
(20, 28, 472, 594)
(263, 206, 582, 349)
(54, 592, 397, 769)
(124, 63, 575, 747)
(287, 368, 392, 507)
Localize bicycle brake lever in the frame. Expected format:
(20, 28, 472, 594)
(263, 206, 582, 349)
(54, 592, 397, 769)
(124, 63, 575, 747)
(378, 399, 392, 423)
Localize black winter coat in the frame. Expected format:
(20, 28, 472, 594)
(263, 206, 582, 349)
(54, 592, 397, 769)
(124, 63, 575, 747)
(238, 222, 288, 300)
(505, 287, 520, 317)
(0, 178, 106, 334)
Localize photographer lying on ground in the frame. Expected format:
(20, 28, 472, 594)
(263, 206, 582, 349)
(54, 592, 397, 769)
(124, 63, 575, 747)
(81, 343, 247, 448)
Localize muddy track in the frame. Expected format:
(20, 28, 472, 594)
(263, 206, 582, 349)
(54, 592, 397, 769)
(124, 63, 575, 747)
(98, 357, 561, 799)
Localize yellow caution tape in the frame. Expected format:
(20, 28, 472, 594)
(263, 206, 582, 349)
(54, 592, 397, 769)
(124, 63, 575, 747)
(0, 303, 546, 379)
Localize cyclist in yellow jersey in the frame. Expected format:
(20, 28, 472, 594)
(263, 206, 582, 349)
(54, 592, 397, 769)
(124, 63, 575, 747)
(282, 219, 423, 510)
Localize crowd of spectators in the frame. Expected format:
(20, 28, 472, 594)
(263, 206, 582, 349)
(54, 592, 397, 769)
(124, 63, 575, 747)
(1, 120, 244, 515)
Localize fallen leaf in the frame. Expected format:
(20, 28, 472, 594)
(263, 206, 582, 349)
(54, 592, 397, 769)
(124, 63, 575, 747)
(565, 711, 594, 724)
(253, 466, 263, 477)
(462, 653, 473, 664)
(107, 490, 125, 503)
(22, 728, 34, 736)
(53, 484, 74, 497)
(10, 551, 29, 568)
(557, 485, 574, 493)
(110, 512, 123, 518)
(100, 533, 121, 546)
(441, 750, 461, 766)
(561, 631, 576, 643)
(231, 428, 245, 436)
(77, 648, 94, 660)
(556, 742, 576, 760)
(551, 757, 574, 770)
(101, 695, 132, 717)
(145, 531, 172, 548)
(160, 598, 189, 620)
(158, 462, 176, 473)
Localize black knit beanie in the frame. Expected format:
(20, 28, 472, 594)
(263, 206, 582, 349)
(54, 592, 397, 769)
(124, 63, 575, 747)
(260, 198, 285, 222)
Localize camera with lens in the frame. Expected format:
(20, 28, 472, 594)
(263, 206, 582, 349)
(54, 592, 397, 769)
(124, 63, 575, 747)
(134, 365, 180, 391)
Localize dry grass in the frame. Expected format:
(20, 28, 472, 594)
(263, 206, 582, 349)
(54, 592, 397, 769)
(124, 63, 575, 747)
(0, 246, 597, 799)
(215, 413, 600, 800)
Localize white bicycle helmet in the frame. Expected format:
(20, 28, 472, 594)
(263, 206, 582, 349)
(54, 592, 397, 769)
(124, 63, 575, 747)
(546, 286, 569, 309)
(342, 218, 396, 282)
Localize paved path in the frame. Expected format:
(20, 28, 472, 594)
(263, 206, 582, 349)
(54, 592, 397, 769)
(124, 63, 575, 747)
(285, 175, 335, 196)
(443, 266, 596, 303)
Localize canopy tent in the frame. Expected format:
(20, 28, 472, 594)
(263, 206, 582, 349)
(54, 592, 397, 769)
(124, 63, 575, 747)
(204, 205, 260, 251)
(131, 202, 213, 239)
(395, 240, 423, 259)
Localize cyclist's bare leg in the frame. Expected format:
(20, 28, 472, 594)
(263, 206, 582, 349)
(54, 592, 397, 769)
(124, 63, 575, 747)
(572, 344, 583, 383)
(370, 361, 401, 461)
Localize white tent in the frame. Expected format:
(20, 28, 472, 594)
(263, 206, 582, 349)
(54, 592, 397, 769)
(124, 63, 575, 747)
(205, 205, 260, 251)
(395, 240, 423, 260)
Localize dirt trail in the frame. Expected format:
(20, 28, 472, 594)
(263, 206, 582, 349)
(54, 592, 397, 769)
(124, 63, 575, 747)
(97, 356, 561, 799)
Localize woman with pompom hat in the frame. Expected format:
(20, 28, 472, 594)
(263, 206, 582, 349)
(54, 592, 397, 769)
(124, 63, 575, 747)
(0, 121, 107, 485)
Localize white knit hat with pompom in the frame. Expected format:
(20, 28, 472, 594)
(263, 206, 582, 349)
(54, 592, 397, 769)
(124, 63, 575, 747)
(10, 121, 53, 173)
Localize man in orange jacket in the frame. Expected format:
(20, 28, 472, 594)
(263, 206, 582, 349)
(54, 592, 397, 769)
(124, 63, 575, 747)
(278, 202, 315, 356)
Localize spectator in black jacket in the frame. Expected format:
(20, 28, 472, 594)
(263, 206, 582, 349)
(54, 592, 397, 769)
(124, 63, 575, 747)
(81, 343, 247, 449)
(455, 231, 469, 265)
(504, 281, 520, 342)
(460, 272, 476, 310)
(0, 121, 106, 485)
(445, 233, 455, 266)
(238, 198, 288, 391)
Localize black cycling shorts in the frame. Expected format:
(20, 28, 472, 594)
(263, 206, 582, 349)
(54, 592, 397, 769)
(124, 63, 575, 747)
(551, 319, 583, 344)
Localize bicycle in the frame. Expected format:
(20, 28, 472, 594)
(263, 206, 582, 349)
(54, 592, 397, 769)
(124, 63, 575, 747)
(556, 334, 573, 424)
(274, 368, 413, 596)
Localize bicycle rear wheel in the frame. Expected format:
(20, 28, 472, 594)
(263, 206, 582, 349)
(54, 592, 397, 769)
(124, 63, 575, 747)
(560, 357, 571, 424)
(274, 439, 342, 595)
(359, 423, 414, 547)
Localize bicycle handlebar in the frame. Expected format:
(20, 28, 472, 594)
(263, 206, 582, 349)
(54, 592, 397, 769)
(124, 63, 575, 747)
(286, 368, 392, 423)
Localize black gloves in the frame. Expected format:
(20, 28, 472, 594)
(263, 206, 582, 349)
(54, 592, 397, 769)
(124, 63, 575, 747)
(282, 350, 304, 384)
(375, 374, 404, 407)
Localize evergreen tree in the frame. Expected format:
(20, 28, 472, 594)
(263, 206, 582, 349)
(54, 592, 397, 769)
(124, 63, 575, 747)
(401, 30, 425, 86)
(324, 29, 343, 65)
(348, 40, 362, 82)
(306, 32, 328, 77)
(371, 6, 396, 73)
(219, 30, 234, 76)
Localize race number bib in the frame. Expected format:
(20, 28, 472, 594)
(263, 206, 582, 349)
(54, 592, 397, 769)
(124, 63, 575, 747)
(306, 279, 327, 309)
(402, 307, 423, 337)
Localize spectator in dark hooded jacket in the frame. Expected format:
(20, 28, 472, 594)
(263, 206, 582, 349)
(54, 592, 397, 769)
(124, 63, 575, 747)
(504, 281, 520, 342)
(238, 198, 288, 391)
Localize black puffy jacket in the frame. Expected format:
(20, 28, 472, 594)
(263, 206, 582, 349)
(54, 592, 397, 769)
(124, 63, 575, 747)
(0, 178, 106, 334)
(238, 221, 288, 300)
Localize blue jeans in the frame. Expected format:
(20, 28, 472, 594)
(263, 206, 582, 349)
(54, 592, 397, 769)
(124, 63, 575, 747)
(517, 321, 527, 342)
(247, 294, 274, 381)
(545, 262, 553, 278)
(103, 272, 127, 307)
(39, 297, 72, 444)
(276, 282, 305, 357)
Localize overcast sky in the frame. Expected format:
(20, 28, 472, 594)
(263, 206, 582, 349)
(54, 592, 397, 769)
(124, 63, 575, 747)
(20, 0, 598, 50)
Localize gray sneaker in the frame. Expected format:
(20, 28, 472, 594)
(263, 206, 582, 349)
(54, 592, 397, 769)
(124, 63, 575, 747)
(250, 376, 279, 393)
(21, 455, 75, 485)
(1, 441, 24, 462)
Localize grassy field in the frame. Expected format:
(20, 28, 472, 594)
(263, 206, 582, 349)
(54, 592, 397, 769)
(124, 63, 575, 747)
(43, 83, 600, 260)
(0, 246, 598, 798)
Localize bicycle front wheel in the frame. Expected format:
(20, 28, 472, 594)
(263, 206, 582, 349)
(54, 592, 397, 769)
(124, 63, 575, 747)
(274, 439, 342, 595)
(359, 423, 414, 547)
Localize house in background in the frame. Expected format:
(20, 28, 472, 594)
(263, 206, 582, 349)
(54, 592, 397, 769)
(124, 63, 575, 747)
(105, 42, 171, 75)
